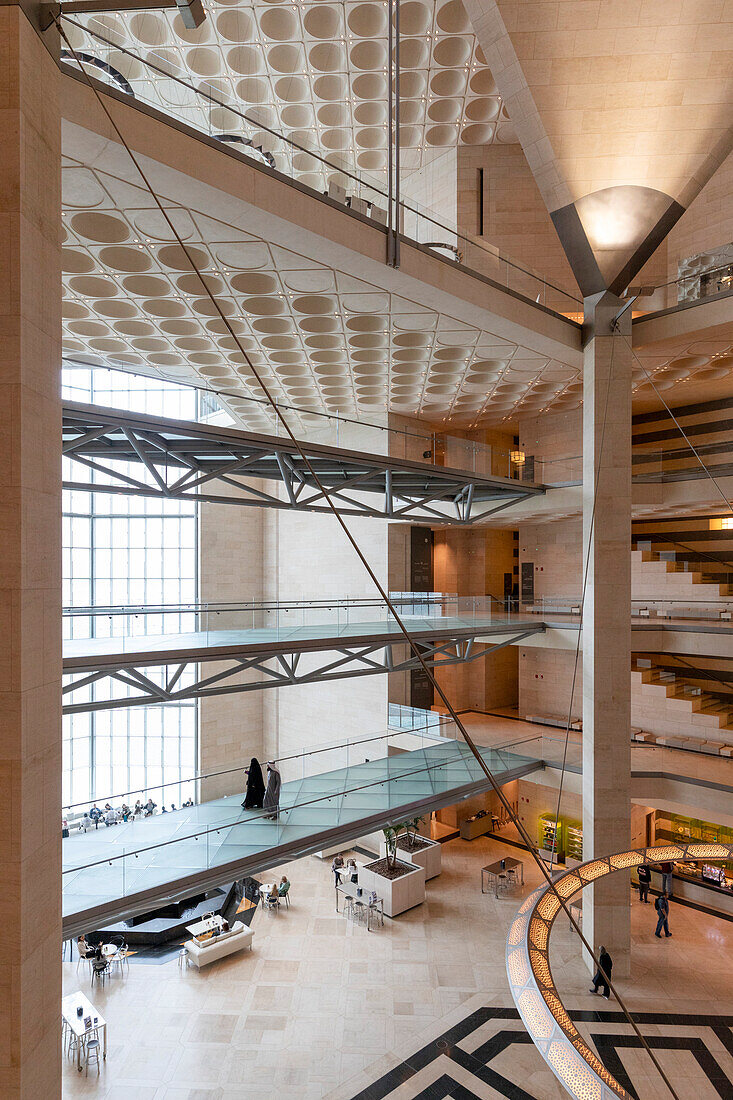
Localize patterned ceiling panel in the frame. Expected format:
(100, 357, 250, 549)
(62, 158, 583, 428)
(63, 0, 517, 197)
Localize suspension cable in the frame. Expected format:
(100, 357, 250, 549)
(55, 26, 681, 1096)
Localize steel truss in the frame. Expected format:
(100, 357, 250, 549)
(62, 401, 543, 525)
(62, 626, 543, 714)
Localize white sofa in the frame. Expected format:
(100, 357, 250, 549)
(184, 921, 253, 968)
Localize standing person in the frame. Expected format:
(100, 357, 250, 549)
(331, 853, 344, 885)
(589, 945, 613, 999)
(658, 860, 674, 896)
(242, 757, 265, 810)
(654, 892, 672, 938)
(263, 761, 281, 819)
(637, 864, 651, 903)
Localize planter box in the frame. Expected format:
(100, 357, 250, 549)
(379, 837, 442, 880)
(358, 859, 426, 917)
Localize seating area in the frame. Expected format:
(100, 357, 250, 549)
(76, 936, 130, 988)
(184, 920, 254, 968)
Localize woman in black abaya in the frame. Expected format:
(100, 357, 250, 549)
(242, 757, 265, 809)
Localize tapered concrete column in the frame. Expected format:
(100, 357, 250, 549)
(582, 291, 632, 979)
(0, 9, 62, 1097)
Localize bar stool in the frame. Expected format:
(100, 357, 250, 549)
(366, 904, 382, 931)
(84, 1035, 101, 1077)
(343, 897, 355, 920)
(178, 947, 190, 970)
(353, 900, 366, 924)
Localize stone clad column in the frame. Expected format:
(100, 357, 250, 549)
(0, 7, 62, 1096)
(582, 291, 632, 978)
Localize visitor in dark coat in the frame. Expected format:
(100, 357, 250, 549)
(242, 757, 265, 809)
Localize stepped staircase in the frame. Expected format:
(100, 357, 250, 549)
(632, 541, 733, 603)
(631, 657, 733, 749)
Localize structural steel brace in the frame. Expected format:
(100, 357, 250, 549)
(62, 400, 543, 525)
(62, 626, 542, 713)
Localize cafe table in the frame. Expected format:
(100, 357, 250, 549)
(186, 914, 224, 937)
(62, 990, 107, 1072)
(481, 857, 524, 897)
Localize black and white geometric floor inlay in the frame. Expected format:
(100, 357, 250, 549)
(349, 1009, 733, 1100)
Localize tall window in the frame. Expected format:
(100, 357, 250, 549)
(62, 367, 198, 809)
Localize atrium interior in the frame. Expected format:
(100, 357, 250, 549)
(3, 1, 733, 1097)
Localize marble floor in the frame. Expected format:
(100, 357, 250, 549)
(61, 833, 733, 1100)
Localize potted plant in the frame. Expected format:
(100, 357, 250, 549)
(359, 823, 426, 917)
(379, 816, 442, 880)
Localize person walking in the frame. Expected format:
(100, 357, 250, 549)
(654, 891, 672, 937)
(331, 853, 344, 885)
(637, 863, 651, 903)
(242, 757, 265, 810)
(658, 860, 674, 896)
(263, 761, 282, 819)
(589, 945, 613, 999)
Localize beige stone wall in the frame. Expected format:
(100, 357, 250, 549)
(265, 494, 390, 763)
(457, 143, 579, 310)
(664, 148, 733, 285)
(0, 11, 62, 1097)
(432, 525, 518, 712)
(518, 648, 583, 722)
(518, 407, 582, 483)
(519, 519, 582, 602)
(198, 495, 266, 800)
(401, 148, 458, 237)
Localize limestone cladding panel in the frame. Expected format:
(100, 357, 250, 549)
(401, 148, 458, 233)
(519, 519, 582, 601)
(431, 523, 518, 712)
(266, 480, 390, 765)
(0, 10, 62, 1098)
(664, 148, 733, 286)
(519, 406, 582, 474)
(198, 487, 267, 798)
(518, 648, 582, 722)
(457, 143, 579, 311)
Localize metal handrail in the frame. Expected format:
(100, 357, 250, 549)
(62, 593, 463, 618)
(62, 715, 454, 814)
(62, 735, 545, 876)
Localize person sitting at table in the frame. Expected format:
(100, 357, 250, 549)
(346, 858, 358, 883)
(144, 798, 156, 816)
(278, 875, 290, 897)
(104, 807, 117, 826)
(267, 882, 279, 907)
(133, 800, 143, 817)
(89, 804, 102, 828)
(77, 934, 91, 957)
(331, 854, 344, 884)
(121, 803, 131, 821)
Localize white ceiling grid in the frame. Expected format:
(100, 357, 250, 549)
(65, 0, 517, 197)
(62, 158, 584, 428)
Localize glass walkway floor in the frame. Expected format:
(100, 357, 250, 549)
(62, 610, 545, 715)
(62, 737, 542, 936)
